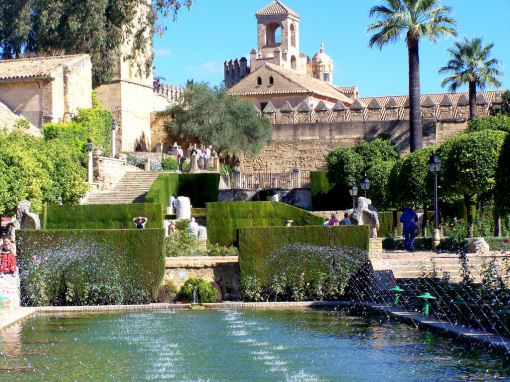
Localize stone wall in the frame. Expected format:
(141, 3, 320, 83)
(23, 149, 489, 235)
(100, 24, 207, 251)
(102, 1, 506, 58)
(92, 155, 132, 191)
(239, 119, 439, 173)
(164, 257, 240, 300)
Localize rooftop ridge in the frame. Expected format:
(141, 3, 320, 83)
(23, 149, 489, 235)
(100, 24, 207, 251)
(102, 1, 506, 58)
(0, 54, 88, 64)
(255, 0, 299, 18)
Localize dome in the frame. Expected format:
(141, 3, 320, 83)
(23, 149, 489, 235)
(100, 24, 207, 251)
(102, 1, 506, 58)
(312, 43, 332, 64)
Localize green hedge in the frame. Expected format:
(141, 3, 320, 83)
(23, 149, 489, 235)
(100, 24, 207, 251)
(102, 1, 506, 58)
(207, 201, 325, 246)
(238, 225, 370, 301)
(145, 173, 219, 209)
(16, 229, 165, 306)
(45, 204, 163, 229)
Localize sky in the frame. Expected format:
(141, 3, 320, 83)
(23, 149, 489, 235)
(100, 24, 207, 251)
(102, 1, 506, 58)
(153, 0, 510, 98)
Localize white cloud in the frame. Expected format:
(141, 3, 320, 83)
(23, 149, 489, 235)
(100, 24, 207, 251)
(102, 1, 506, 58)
(184, 61, 223, 76)
(153, 48, 172, 57)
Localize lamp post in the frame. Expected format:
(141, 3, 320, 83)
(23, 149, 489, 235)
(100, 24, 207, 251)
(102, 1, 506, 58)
(427, 151, 441, 249)
(349, 183, 358, 210)
(359, 173, 370, 197)
(111, 120, 117, 158)
(86, 138, 94, 183)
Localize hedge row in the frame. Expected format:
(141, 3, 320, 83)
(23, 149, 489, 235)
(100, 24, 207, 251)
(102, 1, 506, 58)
(145, 173, 219, 209)
(16, 229, 165, 306)
(206, 201, 325, 246)
(45, 204, 163, 229)
(238, 225, 370, 300)
(310, 171, 349, 210)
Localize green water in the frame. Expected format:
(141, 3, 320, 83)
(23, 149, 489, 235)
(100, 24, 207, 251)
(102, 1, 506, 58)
(1, 309, 509, 381)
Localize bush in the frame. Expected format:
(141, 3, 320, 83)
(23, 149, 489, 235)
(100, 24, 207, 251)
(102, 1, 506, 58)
(327, 146, 364, 188)
(145, 173, 220, 209)
(164, 230, 205, 257)
(161, 157, 179, 170)
(206, 201, 325, 246)
(238, 225, 370, 289)
(45, 204, 163, 229)
(238, 225, 370, 301)
(179, 278, 217, 303)
(353, 138, 399, 169)
(495, 134, 510, 215)
(366, 161, 395, 210)
(467, 115, 510, 133)
(158, 280, 178, 303)
(17, 228, 165, 306)
(207, 243, 239, 256)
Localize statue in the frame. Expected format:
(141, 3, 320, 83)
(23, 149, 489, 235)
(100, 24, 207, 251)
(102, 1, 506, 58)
(351, 197, 379, 238)
(14, 200, 41, 230)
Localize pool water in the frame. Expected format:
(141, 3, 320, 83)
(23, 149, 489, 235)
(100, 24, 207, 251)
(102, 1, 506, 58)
(1, 309, 509, 381)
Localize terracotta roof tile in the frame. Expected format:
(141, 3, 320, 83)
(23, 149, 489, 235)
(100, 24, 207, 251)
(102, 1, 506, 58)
(256, 0, 299, 18)
(386, 97, 399, 108)
(0, 54, 89, 81)
(440, 94, 453, 106)
(367, 98, 382, 109)
(457, 94, 469, 106)
(476, 92, 488, 104)
(228, 63, 352, 104)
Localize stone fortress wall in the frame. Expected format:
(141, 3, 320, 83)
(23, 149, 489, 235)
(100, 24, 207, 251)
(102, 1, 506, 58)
(238, 91, 502, 174)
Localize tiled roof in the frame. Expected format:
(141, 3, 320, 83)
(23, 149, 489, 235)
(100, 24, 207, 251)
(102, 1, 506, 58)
(0, 101, 41, 136)
(0, 54, 88, 81)
(228, 63, 352, 104)
(256, 0, 299, 18)
(359, 90, 502, 108)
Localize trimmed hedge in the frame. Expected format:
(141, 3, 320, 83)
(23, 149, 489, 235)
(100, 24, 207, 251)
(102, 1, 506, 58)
(16, 229, 165, 306)
(45, 204, 163, 229)
(145, 173, 219, 209)
(207, 201, 325, 246)
(238, 225, 370, 300)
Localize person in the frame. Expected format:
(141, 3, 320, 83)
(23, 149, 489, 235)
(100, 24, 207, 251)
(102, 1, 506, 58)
(400, 205, 419, 251)
(204, 145, 212, 170)
(197, 144, 204, 169)
(322, 218, 330, 226)
(168, 221, 177, 235)
(133, 216, 148, 230)
(188, 217, 199, 240)
(190, 144, 198, 156)
(0, 236, 17, 277)
(176, 145, 183, 170)
(329, 213, 339, 226)
(340, 213, 352, 226)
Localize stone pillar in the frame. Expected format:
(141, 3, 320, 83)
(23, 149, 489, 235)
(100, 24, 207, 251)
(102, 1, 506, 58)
(212, 152, 220, 172)
(144, 157, 151, 171)
(87, 151, 93, 183)
(111, 128, 116, 158)
(176, 197, 191, 220)
(233, 167, 242, 189)
(190, 153, 198, 172)
(292, 166, 301, 188)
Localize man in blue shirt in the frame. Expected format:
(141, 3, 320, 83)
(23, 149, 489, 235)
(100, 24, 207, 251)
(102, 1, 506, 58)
(400, 205, 418, 251)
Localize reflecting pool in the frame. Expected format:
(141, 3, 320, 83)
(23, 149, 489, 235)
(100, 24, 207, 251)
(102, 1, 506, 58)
(1, 309, 509, 381)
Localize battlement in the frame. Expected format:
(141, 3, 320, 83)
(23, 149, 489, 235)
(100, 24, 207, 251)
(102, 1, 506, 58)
(224, 57, 250, 88)
(257, 91, 502, 124)
(153, 83, 184, 103)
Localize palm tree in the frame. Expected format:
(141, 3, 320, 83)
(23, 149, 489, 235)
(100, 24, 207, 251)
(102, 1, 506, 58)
(367, 0, 457, 152)
(439, 37, 502, 120)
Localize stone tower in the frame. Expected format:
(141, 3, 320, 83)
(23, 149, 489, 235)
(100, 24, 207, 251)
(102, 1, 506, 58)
(96, 0, 154, 152)
(312, 43, 334, 83)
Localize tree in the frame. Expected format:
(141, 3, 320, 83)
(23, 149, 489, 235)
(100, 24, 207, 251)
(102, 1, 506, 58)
(366, 161, 395, 210)
(495, 134, 510, 216)
(439, 130, 506, 237)
(439, 37, 502, 120)
(0, 0, 192, 87)
(368, 0, 457, 152)
(467, 115, 510, 134)
(353, 138, 399, 171)
(327, 147, 365, 189)
(163, 82, 272, 157)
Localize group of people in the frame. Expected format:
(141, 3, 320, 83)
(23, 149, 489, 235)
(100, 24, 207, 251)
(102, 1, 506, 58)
(323, 213, 352, 226)
(190, 144, 212, 170)
(0, 236, 16, 277)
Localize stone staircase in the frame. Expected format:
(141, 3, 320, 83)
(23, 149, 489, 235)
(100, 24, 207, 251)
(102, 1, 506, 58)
(369, 251, 510, 284)
(82, 171, 162, 205)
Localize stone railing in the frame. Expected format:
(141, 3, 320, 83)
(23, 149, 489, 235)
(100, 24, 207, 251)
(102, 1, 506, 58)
(220, 168, 310, 190)
(153, 83, 184, 103)
(93, 155, 131, 191)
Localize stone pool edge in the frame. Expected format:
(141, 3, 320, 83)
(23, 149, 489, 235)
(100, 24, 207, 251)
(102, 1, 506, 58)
(2, 301, 510, 354)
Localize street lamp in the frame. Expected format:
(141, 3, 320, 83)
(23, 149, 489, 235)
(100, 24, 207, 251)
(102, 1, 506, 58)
(111, 120, 117, 158)
(349, 183, 358, 210)
(86, 138, 94, 183)
(359, 173, 370, 197)
(428, 150, 441, 249)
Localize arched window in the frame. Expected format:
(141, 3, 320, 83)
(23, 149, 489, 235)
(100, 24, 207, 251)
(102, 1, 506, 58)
(290, 24, 296, 47)
(266, 23, 281, 45)
(269, 76, 274, 85)
(257, 77, 262, 85)
(290, 56, 297, 70)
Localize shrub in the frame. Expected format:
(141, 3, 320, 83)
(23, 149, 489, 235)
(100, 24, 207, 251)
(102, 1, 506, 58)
(353, 138, 399, 169)
(17, 229, 165, 306)
(207, 243, 239, 257)
(179, 278, 217, 303)
(366, 161, 394, 210)
(467, 115, 510, 133)
(206, 201, 325, 246)
(327, 146, 364, 188)
(45, 204, 163, 229)
(145, 173, 219, 209)
(164, 230, 205, 257)
(158, 280, 178, 302)
(495, 134, 510, 215)
(161, 157, 179, 170)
